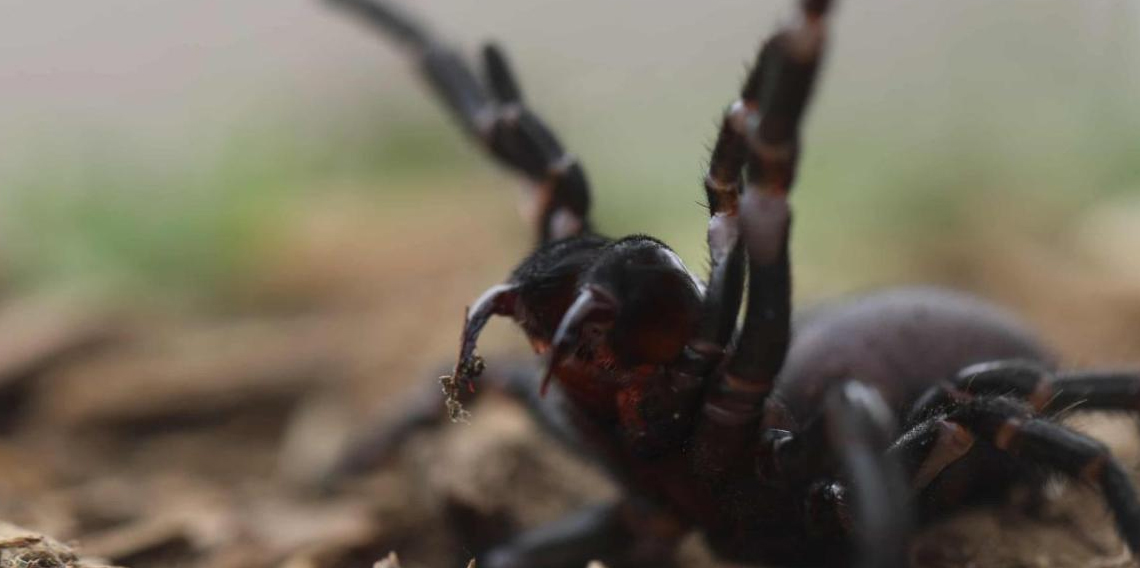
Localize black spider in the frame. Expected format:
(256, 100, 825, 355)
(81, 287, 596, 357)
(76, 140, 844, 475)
(323, 1, 1140, 566)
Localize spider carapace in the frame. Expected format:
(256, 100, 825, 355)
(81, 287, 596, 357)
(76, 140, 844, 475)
(325, 1, 1140, 566)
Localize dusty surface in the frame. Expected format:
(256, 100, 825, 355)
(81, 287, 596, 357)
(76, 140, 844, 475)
(2, 188, 1140, 568)
(0, 522, 119, 568)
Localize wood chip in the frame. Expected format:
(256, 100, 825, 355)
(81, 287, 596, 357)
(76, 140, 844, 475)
(33, 319, 344, 428)
(0, 296, 119, 399)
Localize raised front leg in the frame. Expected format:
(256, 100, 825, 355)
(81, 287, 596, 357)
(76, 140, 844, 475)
(327, 0, 592, 245)
(693, 0, 835, 478)
(680, 63, 751, 376)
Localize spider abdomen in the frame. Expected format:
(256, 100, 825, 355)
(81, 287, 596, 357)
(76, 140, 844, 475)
(768, 287, 1054, 431)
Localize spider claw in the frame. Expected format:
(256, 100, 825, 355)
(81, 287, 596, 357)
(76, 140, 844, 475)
(482, 42, 523, 104)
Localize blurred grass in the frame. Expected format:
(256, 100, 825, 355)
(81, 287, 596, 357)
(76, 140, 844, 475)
(2, 94, 1136, 306)
(0, 108, 485, 304)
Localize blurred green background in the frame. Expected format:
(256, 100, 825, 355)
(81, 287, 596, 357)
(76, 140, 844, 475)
(1, 0, 1137, 307)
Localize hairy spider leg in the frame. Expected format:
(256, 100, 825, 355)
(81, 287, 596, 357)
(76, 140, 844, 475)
(822, 383, 912, 568)
(763, 382, 913, 568)
(327, 0, 592, 244)
(891, 396, 1140, 554)
(690, 5, 915, 564)
(681, 80, 751, 374)
(693, 0, 833, 477)
(908, 359, 1140, 423)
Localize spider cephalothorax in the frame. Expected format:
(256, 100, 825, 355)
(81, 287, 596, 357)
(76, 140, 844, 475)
(325, 1, 1140, 567)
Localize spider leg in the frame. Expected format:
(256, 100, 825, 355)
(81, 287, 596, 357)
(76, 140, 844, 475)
(907, 359, 1140, 423)
(770, 382, 912, 568)
(479, 499, 684, 568)
(891, 397, 1140, 554)
(680, 89, 751, 374)
(327, 0, 592, 244)
(693, 0, 835, 476)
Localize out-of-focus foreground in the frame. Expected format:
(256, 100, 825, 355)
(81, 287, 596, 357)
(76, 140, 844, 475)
(0, 1, 1138, 566)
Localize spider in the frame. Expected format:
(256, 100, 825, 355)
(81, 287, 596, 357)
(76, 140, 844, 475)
(324, 0, 1140, 566)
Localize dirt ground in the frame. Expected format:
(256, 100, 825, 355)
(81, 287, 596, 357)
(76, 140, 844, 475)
(2, 187, 1140, 568)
